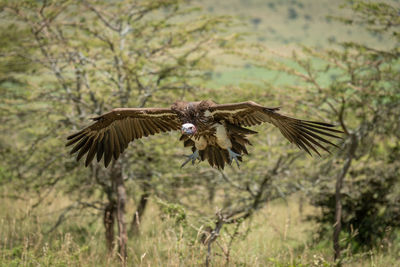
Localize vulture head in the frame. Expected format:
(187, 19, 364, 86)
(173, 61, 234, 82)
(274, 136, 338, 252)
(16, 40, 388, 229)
(181, 123, 197, 135)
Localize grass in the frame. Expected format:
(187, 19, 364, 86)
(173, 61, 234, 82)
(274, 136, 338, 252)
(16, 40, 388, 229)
(1, 191, 399, 266)
(208, 65, 297, 88)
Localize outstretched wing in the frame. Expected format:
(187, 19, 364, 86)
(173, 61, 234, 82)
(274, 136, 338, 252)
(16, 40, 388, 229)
(66, 108, 180, 167)
(207, 101, 343, 155)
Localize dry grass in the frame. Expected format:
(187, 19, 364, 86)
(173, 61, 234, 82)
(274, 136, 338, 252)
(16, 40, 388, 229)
(1, 191, 399, 266)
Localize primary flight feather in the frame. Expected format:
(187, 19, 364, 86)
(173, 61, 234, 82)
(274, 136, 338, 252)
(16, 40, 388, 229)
(66, 100, 342, 169)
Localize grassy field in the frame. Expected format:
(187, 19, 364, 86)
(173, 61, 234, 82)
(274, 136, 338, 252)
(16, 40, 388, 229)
(1, 191, 399, 266)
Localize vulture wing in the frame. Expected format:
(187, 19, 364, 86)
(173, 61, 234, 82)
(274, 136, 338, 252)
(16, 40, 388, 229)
(207, 101, 343, 155)
(66, 108, 180, 167)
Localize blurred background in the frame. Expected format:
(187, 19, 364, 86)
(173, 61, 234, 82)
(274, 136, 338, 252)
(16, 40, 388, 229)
(0, 0, 399, 265)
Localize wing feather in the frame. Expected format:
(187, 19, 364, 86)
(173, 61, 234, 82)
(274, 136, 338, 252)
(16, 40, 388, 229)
(66, 132, 85, 147)
(124, 118, 133, 141)
(114, 124, 126, 148)
(154, 119, 170, 132)
(208, 147, 215, 167)
(295, 136, 311, 155)
(86, 135, 100, 166)
(77, 137, 93, 161)
(292, 124, 336, 147)
(297, 134, 320, 156)
(66, 108, 180, 167)
(115, 124, 127, 151)
(70, 136, 89, 155)
(134, 118, 144, 138)
(295, 123, 341, 139)
(139, 120, 150, 137)
(130, 119, 139, 139)
(146, 119, 161, 134)
(142, 120, 154, 135)
(151, 119, 166, 132)
(300, 133, 329, 153)
(104, 131, 112, 167)
(96, 134, 105, 162)
(110, 127, 120, 160)
(66, 130, 85, 144)
(118, 120, 130, 144)
(214, 147, 224, 169)
(208, 101, 342, 156)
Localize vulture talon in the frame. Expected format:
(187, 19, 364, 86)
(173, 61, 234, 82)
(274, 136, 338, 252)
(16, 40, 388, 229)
(181, 149, 199, 168)
(228, 148, 241, 168)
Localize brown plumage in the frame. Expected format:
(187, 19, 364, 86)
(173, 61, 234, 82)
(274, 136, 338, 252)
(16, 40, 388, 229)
(66, 100, 343, 169)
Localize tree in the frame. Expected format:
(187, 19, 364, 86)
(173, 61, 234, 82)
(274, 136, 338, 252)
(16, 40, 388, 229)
(0, 0, 233, 261)
(261, 0, 400, 262)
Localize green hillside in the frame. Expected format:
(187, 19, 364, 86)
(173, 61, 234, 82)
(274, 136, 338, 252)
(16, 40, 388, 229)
(201, 0, 397, 49)
(198, 0, 399, 88)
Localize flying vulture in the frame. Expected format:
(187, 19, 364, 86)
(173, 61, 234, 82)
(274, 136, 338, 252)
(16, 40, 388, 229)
(66, 100, 342, 169)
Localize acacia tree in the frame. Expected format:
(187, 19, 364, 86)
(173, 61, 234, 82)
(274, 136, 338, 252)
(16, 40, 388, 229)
(261, 0, 400, 262)
(1, 0, 233, 261)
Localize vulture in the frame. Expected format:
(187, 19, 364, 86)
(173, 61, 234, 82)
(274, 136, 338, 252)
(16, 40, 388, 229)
(66, 100, 342, 169)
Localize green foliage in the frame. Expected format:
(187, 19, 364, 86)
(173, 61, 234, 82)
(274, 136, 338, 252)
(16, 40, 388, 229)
(336, 0, 400, 37)
(310, 159, 400, 249)
(156, 198, 187, 227)
(259, 0, 400, 255)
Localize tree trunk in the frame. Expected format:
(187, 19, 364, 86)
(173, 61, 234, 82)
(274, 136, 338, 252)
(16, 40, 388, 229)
(130, 191, 150, 235)
(104, 201, 115, 253)
(130, 157, 152, 236)
(333, 134, 357, 263)
(298, 194, 304, 217)
(111, 161, 128, 263)
(130, 178, 151, 236)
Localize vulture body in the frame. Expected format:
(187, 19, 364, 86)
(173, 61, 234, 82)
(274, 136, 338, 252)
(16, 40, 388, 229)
(66, 100, 342, 169)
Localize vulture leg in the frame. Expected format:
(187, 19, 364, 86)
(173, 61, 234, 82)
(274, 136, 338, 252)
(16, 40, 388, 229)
(181, 149, 200, 168)
(228, 148, 241, 168)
